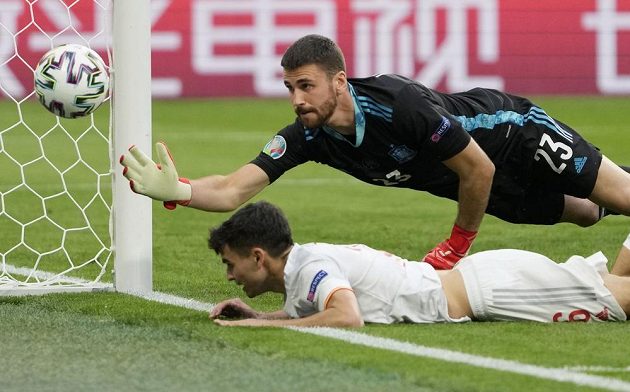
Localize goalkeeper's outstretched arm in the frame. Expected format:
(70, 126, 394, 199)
(188, 163, 270, 212)
(120, 142, 270, 212)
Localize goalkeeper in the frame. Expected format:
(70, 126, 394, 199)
(207, 201, 630, 327)
(120, 34, 630, 273)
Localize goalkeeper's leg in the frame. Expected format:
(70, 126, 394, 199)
(611, 233, 630, 277)
(598, 161, 630, 276)
(600, 164, 630, 218)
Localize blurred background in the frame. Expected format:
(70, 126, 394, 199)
(1, 0, 629, 100)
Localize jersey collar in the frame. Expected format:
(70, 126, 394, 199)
(321, 83, 366, 147)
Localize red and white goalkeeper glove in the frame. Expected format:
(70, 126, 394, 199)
(119, 142, 192, 210)
(423, 224, 478, 270)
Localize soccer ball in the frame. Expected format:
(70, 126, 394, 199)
(34, 44, 109, 119)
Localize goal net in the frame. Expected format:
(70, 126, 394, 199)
(0, 0, 152, 295)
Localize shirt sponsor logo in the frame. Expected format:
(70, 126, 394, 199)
(307, 270, 328, 302)
(262, 135, 287, 159)
(388, 145, 417, 164)
(431, 116, 451, 142)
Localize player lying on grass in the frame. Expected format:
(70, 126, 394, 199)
(208, 201, 630, 327)
(120, 34, 630, 273)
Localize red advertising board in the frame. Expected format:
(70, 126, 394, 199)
(2, 0, 630, 98)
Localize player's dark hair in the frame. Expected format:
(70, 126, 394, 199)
(281, 34, 346, 78)
(209, 201, 294, 258)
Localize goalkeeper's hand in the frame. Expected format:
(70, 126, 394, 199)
(120, 142, 192, 210)
(423, 224, 478, 270)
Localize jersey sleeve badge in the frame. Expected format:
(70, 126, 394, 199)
(431, 116, 451, 142)
(262, 135, 287, 159)
(307, 270, 328, 302)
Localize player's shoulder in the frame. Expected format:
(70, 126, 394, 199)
(350, 74, 434, 107)
(290, 243, 347, 265)
(277, 118, 306, 134)
(350, 74, 418, 95)
(285, 243, 338, 280)
(273, 118, 313, 144)
(296, 242, 335, 259)
(299, 242, 383, 262)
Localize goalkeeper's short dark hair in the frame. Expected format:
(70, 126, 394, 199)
(209, 201, 294, 258)
(281, 34, 346, 79)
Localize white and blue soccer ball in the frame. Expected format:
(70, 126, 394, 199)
(34, 44, 109, 119)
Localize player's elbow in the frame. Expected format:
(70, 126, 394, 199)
(473, 159, 495, 189)
(336, 312, 364, 328)
(219, 198, 243, 212)
(460, 160, 494, 191)
(209, 189, 250, 212)
(479, 158, 495, 180)
(351, 317, 365, 328)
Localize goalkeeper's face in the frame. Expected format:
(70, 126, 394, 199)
(220, 245, 269, 298)
(284, 64, 339, 129)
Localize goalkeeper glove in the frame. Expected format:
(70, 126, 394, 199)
(423, 224, 478, 270)
(120, 142, 192, 210)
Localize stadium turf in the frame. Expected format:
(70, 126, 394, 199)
(1, 97, 629, 391)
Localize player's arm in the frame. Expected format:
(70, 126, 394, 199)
(442, 138, 495, 232)
(209, 298, 290, 320)
(424, 139, 494, 269)
(213, 289, 364, 328)
(611, 233, 630, 277)
(187, 164, 270, 211)
(120, 142, 270, 212)
(392, 85, 493, 268)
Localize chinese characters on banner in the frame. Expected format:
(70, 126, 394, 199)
(1, 0, 629, 98)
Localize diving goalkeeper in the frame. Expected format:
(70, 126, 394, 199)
(120, 34, 630, 274)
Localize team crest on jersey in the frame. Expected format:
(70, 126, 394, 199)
(388, 145, 417, 164)
(307, 270, 328, 302)
(262, 135, 287, 159)
(431, 116, 451, 142)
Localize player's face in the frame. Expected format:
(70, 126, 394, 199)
(220, 245, 267, 298)
(283, 64, 339, 129)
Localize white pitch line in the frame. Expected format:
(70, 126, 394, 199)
(563, 366, 630, 373)
(290, 327, 630, 392)
(125, 289, 214, 313)
(5, 265, 630, 391)
(3, 264, 112, 289)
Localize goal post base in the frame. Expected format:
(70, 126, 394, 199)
(0, 284, 114, 297)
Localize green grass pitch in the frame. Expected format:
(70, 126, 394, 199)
(1, 97, 629, 391)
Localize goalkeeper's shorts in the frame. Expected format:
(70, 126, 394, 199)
(483, 114, 602, 225)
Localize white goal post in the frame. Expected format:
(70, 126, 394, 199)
(0, 0, 152, 295)
(111, 0, 152, 294)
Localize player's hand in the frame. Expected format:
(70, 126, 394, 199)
(423, 224, 478, 270)
(119, 142, 192, 210)
(209, 298, 260, 320)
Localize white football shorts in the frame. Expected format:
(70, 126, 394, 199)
(455, 249, 626, 322)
